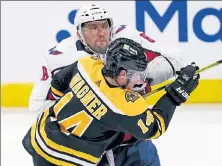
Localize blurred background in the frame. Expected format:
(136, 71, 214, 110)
(1, 1, 222, 166)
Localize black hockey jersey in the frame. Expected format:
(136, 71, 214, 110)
(26, 56, 177, 166)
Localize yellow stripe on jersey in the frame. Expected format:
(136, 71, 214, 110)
(147, 130, 161, 140)
(54, 92, 73, 116)
(31, 121, 75, 166)
(78, 57, 148, 116)
(39, 108, 99, 164)
(51, 87, 63, 97)
(153, 112, 166, 133)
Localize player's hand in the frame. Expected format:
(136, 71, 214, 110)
(165, 62, 200, 106)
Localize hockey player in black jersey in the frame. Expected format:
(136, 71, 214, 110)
(22, 38, 200, 166)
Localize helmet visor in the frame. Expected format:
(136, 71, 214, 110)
(126, 69, 147, 84)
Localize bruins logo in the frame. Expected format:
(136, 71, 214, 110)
(125, 91, 139, 102)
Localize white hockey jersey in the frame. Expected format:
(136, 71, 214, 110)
(29, 25, 183, 114)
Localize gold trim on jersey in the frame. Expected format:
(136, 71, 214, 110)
(51, 87, 63, 97)
(78, 57, 148, 116)
(147, 130, 161, 140)
(31, 121, 75, 166)
(54, 92, 73, 116)
(31, 108, 99, 165)
(153, 112, 166, 133)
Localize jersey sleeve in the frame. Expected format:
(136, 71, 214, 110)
(50, 62, 77, 99)
(28, 53, 56, 114)
(29, 37, 82, 114)
(115, 94, 177, 140)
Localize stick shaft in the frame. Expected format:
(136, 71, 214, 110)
(143, 59, 222, 98)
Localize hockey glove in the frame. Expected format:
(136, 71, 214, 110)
(165, 63, 200, 106)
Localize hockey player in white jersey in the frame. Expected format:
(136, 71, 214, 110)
(29, 4, 183, 166)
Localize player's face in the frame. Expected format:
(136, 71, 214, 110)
(82, 20, 111, 54)
(126, 71, 146, 90)
(117, 70, 146, 90)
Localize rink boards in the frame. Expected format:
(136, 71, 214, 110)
(1, 79, 222, 107)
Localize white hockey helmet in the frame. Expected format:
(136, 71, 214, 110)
(75, 4, 114, 55)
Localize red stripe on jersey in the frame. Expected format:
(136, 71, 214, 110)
(49, 46, 63, 55)
(144, 50, 160, 62)
(46, 90, 55, 100)
(139, 33, 155, 43)
(115, 25, 127, 34)
(123, 133, 133, 142)
(50, 50, 63, 55)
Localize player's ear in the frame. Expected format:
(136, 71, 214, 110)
(117, 70, 127, 85)
(77, 32, 81, 38)
(119, 70, 127, 77)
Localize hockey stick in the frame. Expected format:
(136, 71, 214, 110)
(143, 59, 222, 99)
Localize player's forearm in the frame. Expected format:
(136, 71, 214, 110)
(28, 73, 56, 112)
(120, 94, 177, 140)
(151, 94, 177, 131)
(29, 82, 56, 113)
(29, 98, 55, 115)
(146, 56, 176, 85)
(146, 52, 184, 86)
(134, 95, 177, 140)
(156, 41, 184, 75)
(117, 109, 166, 140)
(161, 51, 184, 75)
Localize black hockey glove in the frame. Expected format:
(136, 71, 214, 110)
(165, 63, 200, 106)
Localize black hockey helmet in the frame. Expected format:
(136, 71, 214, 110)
(103, 38, 148, 87)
